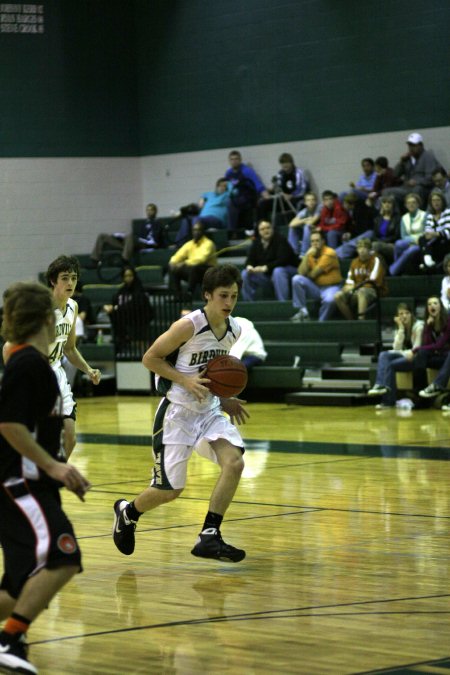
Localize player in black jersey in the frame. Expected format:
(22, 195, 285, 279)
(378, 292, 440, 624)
(0, 281, 90, 675)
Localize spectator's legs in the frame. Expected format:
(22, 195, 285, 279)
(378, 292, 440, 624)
(288, 226, 301, 255)
(186, 264, 210, 297)
(241, 270, 273, 301)
(318, 284, 341, 320)
(292, 275, 322, 315)
(271, 266, 297, 301)
(335, 231, 374, 259)
(334, 289, 354, 320)
(300, 225, 312, 255)
(325, 230, 342, 250)
(91, 233, 124, 261)
(389, 243, 420, 275)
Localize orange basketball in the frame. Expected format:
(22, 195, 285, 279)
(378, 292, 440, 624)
(206, 355, 248, 398)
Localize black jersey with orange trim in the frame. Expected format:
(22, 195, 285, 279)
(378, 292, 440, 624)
(0, 345, 64, 483)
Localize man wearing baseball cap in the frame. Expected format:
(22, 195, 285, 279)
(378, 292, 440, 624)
(383, 132, 441, 208)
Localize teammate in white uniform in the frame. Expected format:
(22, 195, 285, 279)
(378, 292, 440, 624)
(46, 256, 101, 457)
(113, 264, 249, 562)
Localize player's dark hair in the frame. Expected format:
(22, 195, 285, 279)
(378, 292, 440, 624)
(202, 264, 242, 296)
(228, 150, 241, 159)
(321, 190, 336, 199)
(2, 281, 54, 343)
(46, 255, 80, 287)
(361, 157, 375, 167)
(278, 152, 294, 164)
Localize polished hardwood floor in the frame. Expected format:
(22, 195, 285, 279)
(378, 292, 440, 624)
(25, 396, 450, 674)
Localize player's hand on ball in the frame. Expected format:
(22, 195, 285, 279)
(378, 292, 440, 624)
(221, 397, 250, 425)
(88, 368, 102, 385)
(184, 369, 210, 402)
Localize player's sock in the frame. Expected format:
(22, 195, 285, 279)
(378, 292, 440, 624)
(202, 511, 223, 533)
(3, 613, 31, 636)
(126, 501, 143, 522)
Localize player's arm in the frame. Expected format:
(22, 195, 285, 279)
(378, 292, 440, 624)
(63, 304, 101, 384)
(142, 318, 210, 400)
(0, 422, 90, 500)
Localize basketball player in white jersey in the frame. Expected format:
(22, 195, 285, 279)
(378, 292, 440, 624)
(45, 256, 101, 458)
(3, 257, 101, 460)
(113, 264, 249, 562)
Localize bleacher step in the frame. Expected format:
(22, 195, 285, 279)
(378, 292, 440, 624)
(285, 391, 372, 406)
(321, 366, 372, 381)
(302, 378, 369, 392)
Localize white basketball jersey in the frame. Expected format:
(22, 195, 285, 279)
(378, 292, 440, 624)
(157, 309, 241, 413)
(48, 298, 76, 369)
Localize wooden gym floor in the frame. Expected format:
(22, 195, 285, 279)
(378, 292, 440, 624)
(25, 396, 450, 674)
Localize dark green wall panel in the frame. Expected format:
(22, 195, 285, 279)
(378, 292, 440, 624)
(0, 0, 139, 156)
(1, 1, 449, 157)
(135, 0, 450, 155)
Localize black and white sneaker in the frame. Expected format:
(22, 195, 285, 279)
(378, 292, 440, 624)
(0, 632, 37, 674)
(368, 384, 389, 396)
(419, 383, 443, 398)
(191, 527, 246, 563)
(112, 500, 136, 555)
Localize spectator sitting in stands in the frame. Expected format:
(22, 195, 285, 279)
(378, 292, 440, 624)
(103, 266, 154, 353)
(383, 132, 441, 208)
(432, 168, 450, 205)
(90, 203, 164, 266)
(419, 192, 450, 269)
(335, 193, 375, 259)
(290, 229, 343, 322)
(371, 195, 401, 266)
(389, 193, 426, 276)
(168, 221, 217, 301)
(257, 152, 308, 222)
(174, 178, 231, 248)
(368, 302, 424, 397)
(225, 150, 270, 236)
(288, 192, 320, 256)
(440, 253, 450, 313)
(316, 190, 350, 250)
(241, 220, 298, 301)
(367, 156, 401, 204)
(340, 158, 376, 202)
(229, 316, 267, 371)
(334, 238, 387, 320)
(370, 296, 450, 409)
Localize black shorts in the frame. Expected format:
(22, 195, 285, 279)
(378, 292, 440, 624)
(0, 479, 82, 599)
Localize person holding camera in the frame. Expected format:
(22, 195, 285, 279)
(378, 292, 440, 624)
(257, 152, 308, 223)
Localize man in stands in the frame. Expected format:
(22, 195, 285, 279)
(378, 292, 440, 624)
(225, 150, 270, 235)
(383, 132, 441, 208)
(334, 238, 387, 320)
(290, 229, 343, 322)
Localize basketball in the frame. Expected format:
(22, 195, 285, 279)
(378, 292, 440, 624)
(206, 355, 248, 398)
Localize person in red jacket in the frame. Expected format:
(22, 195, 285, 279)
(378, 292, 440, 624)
(317, 190, 350, 249)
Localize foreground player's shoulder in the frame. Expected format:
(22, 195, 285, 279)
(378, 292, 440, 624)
(229, 315, 242, 339)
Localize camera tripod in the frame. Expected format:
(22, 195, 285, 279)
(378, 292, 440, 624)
(270, 187, 298, 226)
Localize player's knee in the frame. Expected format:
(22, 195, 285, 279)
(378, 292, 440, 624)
(224, 454, 245, 478)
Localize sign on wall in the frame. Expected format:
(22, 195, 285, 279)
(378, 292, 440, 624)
(1, 3, 44, 33)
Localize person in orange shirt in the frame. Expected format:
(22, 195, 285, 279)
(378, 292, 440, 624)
(290, 229, 343, 321)
(334, 238, 387, 320)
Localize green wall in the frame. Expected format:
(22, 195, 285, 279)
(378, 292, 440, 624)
(0, 0, 138, 156)
(135, 0, 450, 154)
(1, 1, 449, 157)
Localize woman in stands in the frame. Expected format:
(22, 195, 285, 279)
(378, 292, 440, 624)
(419, 192, 450, 269)
(368, 302, 424, 403)
(368, 296, 450, 409)
(388, 193, 426, 275)
(103, 266, 153, 354)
